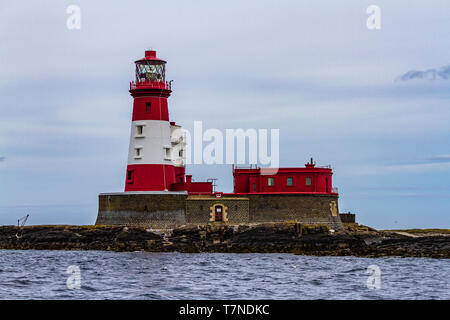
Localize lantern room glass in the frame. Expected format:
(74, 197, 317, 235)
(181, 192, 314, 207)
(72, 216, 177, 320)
(135, 61, 166, 83)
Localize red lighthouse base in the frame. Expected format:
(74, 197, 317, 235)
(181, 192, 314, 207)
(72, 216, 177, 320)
(125, 164, 176, 191)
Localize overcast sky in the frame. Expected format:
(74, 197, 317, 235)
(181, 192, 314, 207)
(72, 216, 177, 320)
(1, 0, 449, 229)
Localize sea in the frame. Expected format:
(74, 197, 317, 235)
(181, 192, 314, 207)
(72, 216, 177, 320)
(0, 250, 448, 300)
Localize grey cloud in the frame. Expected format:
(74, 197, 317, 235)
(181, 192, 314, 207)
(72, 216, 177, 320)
(428, 154, 450, 162)
(0, 156, 5, 162)
(398, 65, 450, 81)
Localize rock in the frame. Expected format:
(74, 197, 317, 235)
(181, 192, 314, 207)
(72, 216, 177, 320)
(0, 224, 448, 258)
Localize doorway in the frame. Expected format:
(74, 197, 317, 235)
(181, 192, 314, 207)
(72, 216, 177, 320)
(214, 205, 223, 221)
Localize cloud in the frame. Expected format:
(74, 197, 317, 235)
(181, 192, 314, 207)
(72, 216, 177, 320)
(381, 162, 450, 174)
(0, 156, 5, 162)
(342, 161, 450, 176)
(397, 65, 450, 81)
(428, 154, 450, 162)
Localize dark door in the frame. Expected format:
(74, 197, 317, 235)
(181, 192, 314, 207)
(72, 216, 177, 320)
(215, 205, 223, 221)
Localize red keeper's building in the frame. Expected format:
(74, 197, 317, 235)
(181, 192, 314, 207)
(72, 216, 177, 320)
(233, 159, 336, 195)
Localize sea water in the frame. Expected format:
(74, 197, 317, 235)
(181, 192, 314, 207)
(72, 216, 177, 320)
(0, 250, 448, 299)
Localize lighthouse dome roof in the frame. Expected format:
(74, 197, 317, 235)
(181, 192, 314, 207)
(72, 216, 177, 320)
(135, 50, 166, 64)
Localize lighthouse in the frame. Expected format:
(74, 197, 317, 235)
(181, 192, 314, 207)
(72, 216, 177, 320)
(124, 50, 178, 191)
(97, 49, 343, 230)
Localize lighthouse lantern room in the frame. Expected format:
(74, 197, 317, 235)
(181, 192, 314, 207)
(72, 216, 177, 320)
(134, 50, 166, 83)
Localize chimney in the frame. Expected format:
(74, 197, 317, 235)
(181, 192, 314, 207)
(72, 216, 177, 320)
(305, 157, 316, 168)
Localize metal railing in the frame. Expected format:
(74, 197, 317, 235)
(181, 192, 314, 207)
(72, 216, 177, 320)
(130, 80, 172, 90)
(232, 164, 260, 170)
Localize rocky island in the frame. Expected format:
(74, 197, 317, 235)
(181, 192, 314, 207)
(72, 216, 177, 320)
(0, 223, 448, 259)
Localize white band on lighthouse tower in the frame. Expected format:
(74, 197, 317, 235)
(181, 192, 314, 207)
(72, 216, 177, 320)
(127, 120, 173, 165)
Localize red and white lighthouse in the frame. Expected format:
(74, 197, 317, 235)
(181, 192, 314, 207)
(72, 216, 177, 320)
(124, 50, 177, 191)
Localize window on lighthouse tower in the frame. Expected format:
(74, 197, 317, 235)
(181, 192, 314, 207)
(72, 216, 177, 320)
(135, 147, 142, 159)
(164, 146, 171, 160)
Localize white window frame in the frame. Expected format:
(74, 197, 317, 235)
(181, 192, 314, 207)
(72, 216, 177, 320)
(163, 145, 171, 160)
(135, 123, 146, 138)
(134, 146, 143, 159)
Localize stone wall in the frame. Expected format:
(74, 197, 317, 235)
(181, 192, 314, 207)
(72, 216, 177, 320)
(186, 197, 249, 225)
(96, 192, 187, 229)
(234, 194, 343, 230)
(339, 213, 356, 223)
(96, 192, 343, 230)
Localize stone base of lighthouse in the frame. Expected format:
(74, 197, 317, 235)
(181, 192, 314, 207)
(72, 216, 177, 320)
(95, 192, 343, 231)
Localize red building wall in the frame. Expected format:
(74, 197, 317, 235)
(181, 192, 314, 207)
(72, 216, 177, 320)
(233, 165, 335, 194)
(170, 175, 213, 194)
